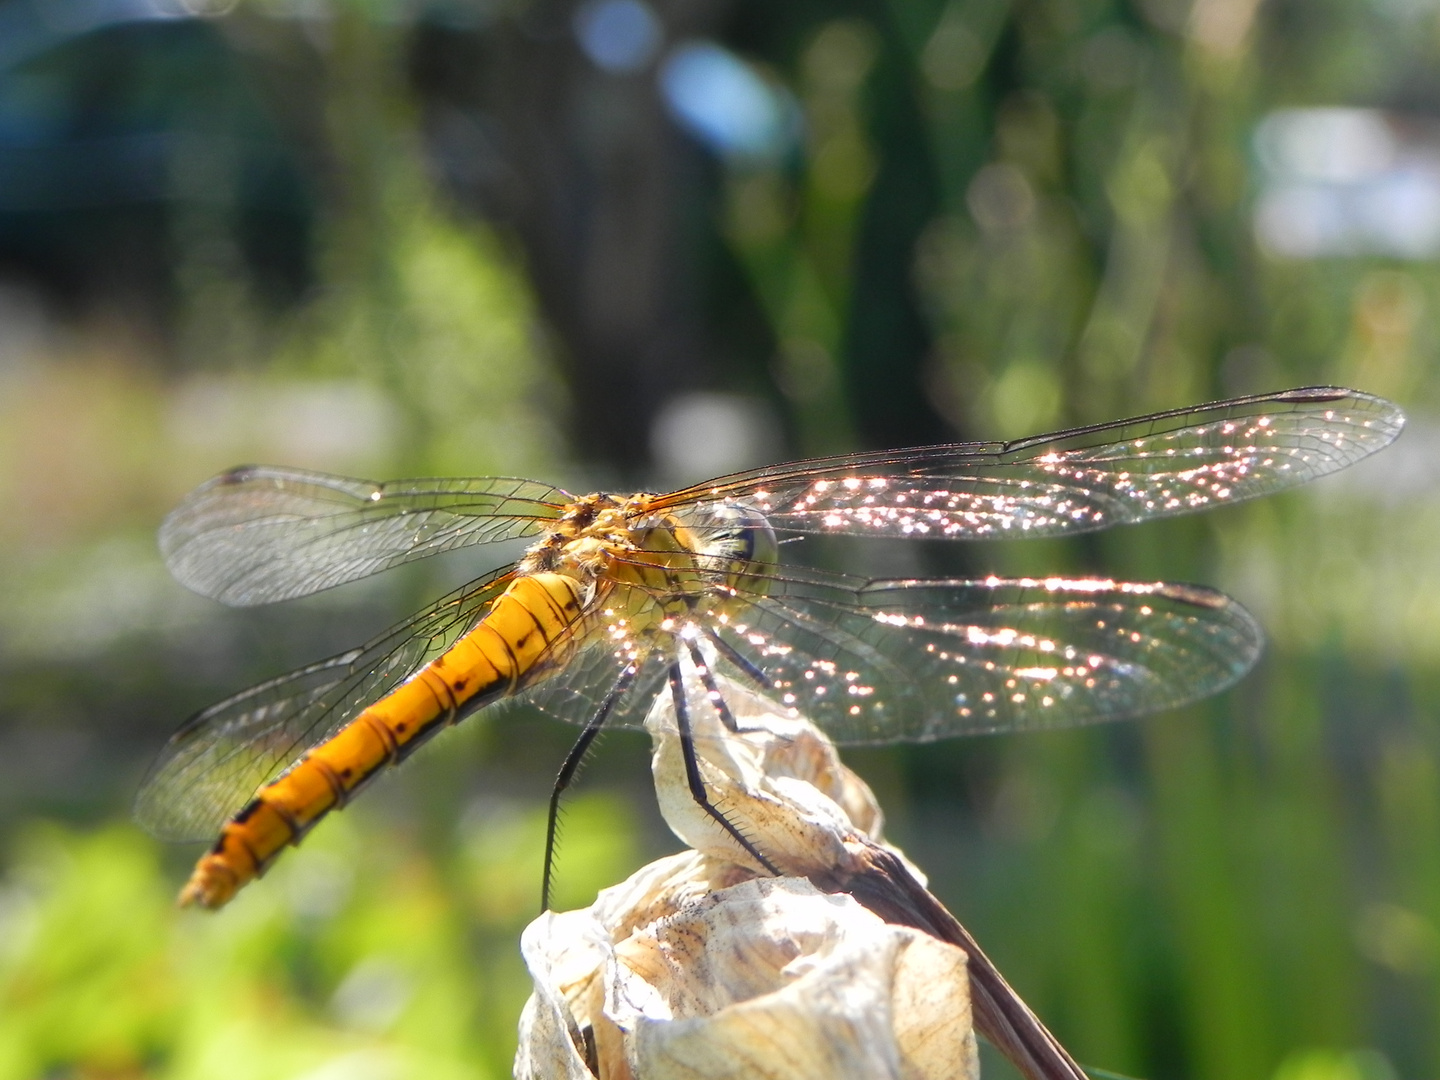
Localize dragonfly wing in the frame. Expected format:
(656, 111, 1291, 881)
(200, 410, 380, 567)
(517, 632, 673, 732)
(161, 466, 567, 605)
(655, 388, 1402, 540)
(697, 570, 1263, 744)
(134, 567, 517, 841)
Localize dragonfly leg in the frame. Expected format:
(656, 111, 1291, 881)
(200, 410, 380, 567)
(541, 663, 639, 912)
(685, 639, 740, 733)
(704, 628, 769, 691)
(668, 661, 780, 877)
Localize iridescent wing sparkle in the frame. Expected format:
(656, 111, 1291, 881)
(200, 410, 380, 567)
(519, 559, 1264, 744)
(655, 387, 1403, 540)
(704, 570, 1262, 743)
(160, 390, 1403, 604)
(141, 387, 1403, 837)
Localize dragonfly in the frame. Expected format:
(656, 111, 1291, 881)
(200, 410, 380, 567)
(136, 386, 1403, 910)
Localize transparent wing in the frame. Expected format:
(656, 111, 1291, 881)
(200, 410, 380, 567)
(509, 556, 1262, 743)
(651, 387, 1403, 540)
(134, 567, 518, 841)
(686, 567, 1263, 744)
(518, 631, 675, 733)
(161, 466, 568, 606)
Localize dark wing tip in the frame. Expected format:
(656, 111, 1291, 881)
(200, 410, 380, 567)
(216, 464, 264, 485)
(1272, 386, 1355, 404)
(1152, 582, 1234, 610)
(1264, 386, 1406, 463)
(1152, 581, 1265, 655)
(1274, 385, 1406, 432)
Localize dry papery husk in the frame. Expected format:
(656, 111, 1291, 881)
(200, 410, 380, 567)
(516, 667, 977, 1080)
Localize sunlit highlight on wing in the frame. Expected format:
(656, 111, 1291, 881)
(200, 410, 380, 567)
(137, 386, 1403, 906)
(652, 388, 1403, 541)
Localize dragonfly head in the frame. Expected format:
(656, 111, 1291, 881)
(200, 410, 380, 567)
(687, 501, 780, 596)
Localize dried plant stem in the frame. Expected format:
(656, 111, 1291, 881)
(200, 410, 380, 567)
(811, 841, 1088, 1080)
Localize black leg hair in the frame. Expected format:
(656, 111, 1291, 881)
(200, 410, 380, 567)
(685, 638, 740, 733)
(668, 661, 780, 876)
(541, 662, 638, 911)
(704, 627, 769, 689)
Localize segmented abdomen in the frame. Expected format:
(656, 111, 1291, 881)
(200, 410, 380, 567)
(179, 571, 586, 909)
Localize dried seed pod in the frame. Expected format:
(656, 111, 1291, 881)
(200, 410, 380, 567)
(516, 673, 976, 1080)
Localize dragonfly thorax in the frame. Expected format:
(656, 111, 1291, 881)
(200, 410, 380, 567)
(517, 493, 779, 615)
(518, 493, 635, 577)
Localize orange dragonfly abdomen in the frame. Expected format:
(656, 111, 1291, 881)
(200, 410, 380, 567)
(179, 571, 586, 909)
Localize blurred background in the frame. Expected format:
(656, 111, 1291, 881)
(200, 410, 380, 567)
(1, 0, 1439, 1077)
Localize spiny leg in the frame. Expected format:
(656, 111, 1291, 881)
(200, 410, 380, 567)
(685, 639, 740, 733)
(668, 661, 780, 876)
(704, 627, 769, 692)
(542, 662, 638, 912)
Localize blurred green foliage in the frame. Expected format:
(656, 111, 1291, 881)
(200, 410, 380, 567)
(3, 0, 1440, 1078)
(0, 794, 637, 1079)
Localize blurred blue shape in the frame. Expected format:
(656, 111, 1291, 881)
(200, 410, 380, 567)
(1253, 108, 1440, 259)
(573, 0, 662, 74)
(0, 0, 187, 71)
(0, 2, 302, 211)
(658, 40, 797, 163)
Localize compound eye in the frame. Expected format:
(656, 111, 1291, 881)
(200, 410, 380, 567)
(710, 502, 779, 569)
